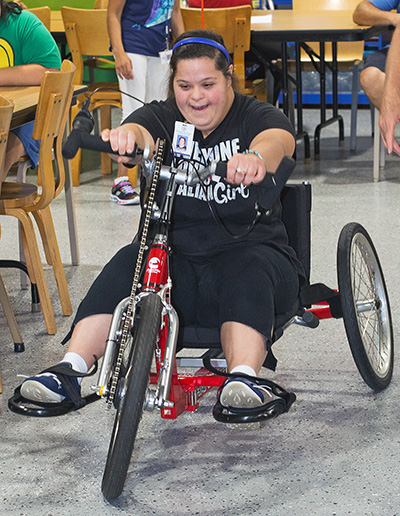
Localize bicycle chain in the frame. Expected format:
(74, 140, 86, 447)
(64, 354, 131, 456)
(107, 139, 166, 408)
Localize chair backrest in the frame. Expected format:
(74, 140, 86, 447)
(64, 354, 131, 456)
(292, 0, 364, 62)
(27, 6, 51, 31)
(61, 7, 112, 84)
(180, 6, 251, 93)
(31, 60, 76, 208)
(0, 96, 14, 178)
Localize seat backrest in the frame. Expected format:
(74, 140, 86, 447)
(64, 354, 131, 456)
(27, 6, 51, 31)
(292, 0, 364, 62)
(30, 60, 76, 208)
(61, 7, 112, 84)
(280, 182, 311, 282)
(180, 6, 251, 92)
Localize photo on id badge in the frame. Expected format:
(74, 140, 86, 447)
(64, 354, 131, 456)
(173, 121, 194, 158)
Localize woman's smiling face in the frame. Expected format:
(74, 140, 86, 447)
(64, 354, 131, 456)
(173, 57, 235, 138)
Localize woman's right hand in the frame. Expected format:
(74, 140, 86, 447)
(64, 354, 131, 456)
(101, 126, 137, 164)
(114, 52, 133, 81)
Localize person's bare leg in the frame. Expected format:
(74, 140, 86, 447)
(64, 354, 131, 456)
(360, 67, 386, 110)
(67, 313, 113, 369)
(2, 132, 25, 181)
(221, 321, 267, 375)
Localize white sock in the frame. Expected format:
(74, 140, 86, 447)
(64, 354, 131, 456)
(113, 176, 129, 185)
(230, 365, 257, 378)
(61, 352, 88, 385)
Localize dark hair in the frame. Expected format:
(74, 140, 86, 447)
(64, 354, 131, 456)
(168, 29, 238, 98)
(0, 0, 22, 19)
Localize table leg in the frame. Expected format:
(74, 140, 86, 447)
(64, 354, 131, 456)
(314, 41, 344, 158)
(295, 42, 310, 161)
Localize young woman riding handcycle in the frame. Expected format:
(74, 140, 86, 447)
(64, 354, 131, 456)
(10, 29, 393, 501)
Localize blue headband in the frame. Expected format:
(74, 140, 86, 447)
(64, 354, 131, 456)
(172, 37, 230, 65)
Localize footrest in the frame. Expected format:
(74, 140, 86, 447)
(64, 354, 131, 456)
(213, 390, 296, 424)
(8, 386, 100, 417)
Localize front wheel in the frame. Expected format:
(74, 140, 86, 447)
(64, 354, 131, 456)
(337, 223, 393, 391)
(101, 293, 163, 500)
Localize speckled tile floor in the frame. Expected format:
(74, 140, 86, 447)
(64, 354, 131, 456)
(1, 108, 400, 516)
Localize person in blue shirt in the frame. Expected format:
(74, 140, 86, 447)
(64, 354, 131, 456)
(107, 0, 184, 205)
(353, 0, 400, 110)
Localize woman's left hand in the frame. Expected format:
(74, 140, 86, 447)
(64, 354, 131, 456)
(226, 152, 266, 187)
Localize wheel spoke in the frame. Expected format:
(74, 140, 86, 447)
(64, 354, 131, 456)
(349, 233, 392, 379)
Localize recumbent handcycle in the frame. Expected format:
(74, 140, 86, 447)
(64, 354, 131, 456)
(9, 133, 394, 501)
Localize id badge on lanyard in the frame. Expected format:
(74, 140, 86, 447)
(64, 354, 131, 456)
(173, 121, 195, 158)
(159, 23, 172, 65)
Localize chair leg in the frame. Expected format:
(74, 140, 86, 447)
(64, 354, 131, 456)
(0, 273, 24, 353)
(32, 208, 72, 316)
(373, 107, 384, 182)
(16, 160, 32, 290)
(350, 62, 360, 152)
(99, 105, 112, 175)
(11, 209, 57, 334)
(69, 105, 82, 186)
(370, 102, 375, 137)
(127, 165, 138, 189)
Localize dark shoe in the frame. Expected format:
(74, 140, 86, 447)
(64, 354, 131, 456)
(218, 376, 274, 410)
(20, 363, 80, 403)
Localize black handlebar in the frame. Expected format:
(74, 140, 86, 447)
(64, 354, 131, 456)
(62, 130, 295, 199)
(62, 130, 138, 160)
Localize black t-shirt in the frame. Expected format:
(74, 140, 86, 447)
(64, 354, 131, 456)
(124, 93, 304, 278)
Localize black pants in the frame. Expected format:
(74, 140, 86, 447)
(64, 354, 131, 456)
(70, 241, 299, 342)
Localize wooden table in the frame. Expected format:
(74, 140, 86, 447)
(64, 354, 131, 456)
(50, 10, 63, 34)
(0, 86, 42, 130)
(0, 85, 87, 265)
(251, 10, 391, 158)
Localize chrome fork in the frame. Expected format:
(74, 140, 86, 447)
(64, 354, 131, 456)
(91, 291, 180, 411)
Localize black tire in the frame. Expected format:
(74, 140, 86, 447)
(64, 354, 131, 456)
(102, 293, 163, 500)
(337, 223, 393, 391)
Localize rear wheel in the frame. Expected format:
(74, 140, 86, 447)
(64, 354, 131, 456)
(337, 223, 393, 391)
(101, 293, 163, 500)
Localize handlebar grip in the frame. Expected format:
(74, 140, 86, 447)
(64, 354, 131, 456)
(62, 130, 137, 160)
(214, 156, 295, 189)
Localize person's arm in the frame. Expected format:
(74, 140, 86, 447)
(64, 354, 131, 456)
(101, 123, 156, 165)
(107, 0, 134, 80)
(169, 0, 185, 39)
(379, 24, 400, 154)
(0, 64, 58, 86)
(353, 0, 400, 26)
(226, 128, 295, 187)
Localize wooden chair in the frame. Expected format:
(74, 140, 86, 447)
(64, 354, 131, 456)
(0, 61, 76, 335)
(85, 0, 116, 84)
(27, 6, 51, 30)
(0, 97, 24, 371)
(181, 6, 252, 95)
(292, 0, 366, 151)
(61, 6, 122, 186)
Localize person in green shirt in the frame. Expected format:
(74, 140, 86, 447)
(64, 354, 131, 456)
(0, 0, 61, 180)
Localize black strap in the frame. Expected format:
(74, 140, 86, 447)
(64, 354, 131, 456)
(299, 282, 343, 318)
(36, 360, 97, 409)
(203, 357, 296, 423)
